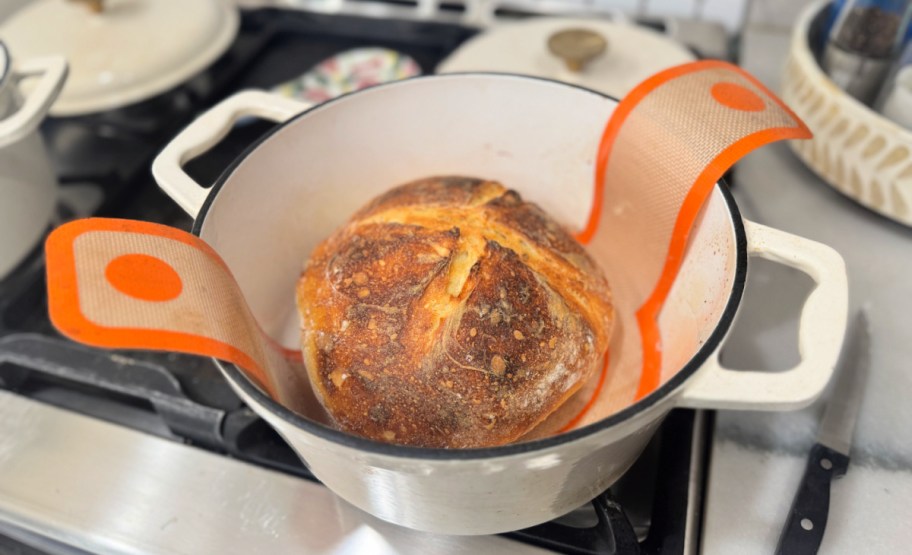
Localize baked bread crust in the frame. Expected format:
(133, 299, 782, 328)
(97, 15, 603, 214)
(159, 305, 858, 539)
(296, 176, 614, 448)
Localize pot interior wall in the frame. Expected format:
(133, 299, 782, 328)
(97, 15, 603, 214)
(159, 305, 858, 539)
(197, 74, 738, 429)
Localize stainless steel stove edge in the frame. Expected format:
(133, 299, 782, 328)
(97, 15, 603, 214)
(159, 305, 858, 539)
(0, 392, 547, 554)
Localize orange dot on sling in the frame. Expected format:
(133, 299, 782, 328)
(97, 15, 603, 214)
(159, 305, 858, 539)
(711, 82, 765, 112)
(105, 254, 183, 302)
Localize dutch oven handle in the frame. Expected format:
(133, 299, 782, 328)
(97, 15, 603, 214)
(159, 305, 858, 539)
(0, 56, 67, 149)
(152, 90, 313, 218)
(676, 220, 848, 411)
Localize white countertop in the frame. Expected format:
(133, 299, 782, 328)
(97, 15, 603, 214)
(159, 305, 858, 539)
(702, 24, 912, 554)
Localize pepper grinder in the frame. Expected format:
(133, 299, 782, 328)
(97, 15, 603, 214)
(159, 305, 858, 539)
(822, 0, 912, 105)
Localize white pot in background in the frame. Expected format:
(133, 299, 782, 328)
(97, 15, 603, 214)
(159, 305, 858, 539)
(0, 42, 66, 279)
(0, 0, 237, 117)
(436, 17, 695, 99)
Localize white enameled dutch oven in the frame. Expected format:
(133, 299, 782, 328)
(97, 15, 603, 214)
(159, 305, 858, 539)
(0, 42, 66, 279)
(152, 74, 848, 535)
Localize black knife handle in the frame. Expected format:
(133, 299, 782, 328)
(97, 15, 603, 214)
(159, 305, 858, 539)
(775, 443, 850, 555)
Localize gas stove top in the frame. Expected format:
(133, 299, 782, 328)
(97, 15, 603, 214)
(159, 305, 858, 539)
(0, 8, 711, 554)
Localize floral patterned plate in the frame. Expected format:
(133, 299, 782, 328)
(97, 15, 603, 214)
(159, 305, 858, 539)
(273, 47, 422, 104)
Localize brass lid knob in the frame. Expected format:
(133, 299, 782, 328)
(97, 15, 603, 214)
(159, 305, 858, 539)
(68, 0, 104, 14)
(547, 28, 608, 73)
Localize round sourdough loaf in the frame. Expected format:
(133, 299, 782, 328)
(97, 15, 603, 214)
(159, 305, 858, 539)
(296, 176, 614, 448)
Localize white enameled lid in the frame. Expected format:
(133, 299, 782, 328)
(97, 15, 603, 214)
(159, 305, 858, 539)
(0, 0, 238, 116)
(437, 17, 696, 99)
